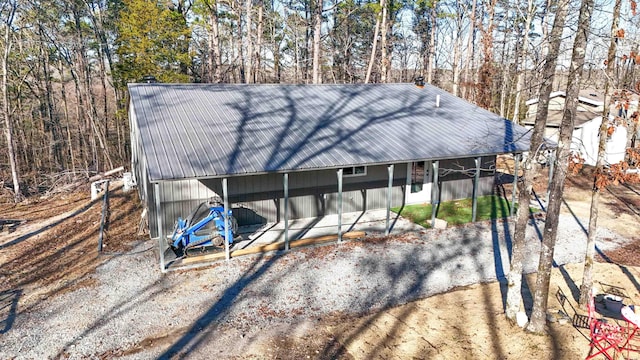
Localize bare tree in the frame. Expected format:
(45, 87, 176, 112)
(204, 0, 223, 83)
(245, 0, 253, 83)
(462, 0, 476, 99)
(365, 0, 386, 84)
(255, 0, 264, 82)
(1, 0, 22, 202)
(579, 0, 622, 307)
(427, 0, 437, 84)
(312, 0, 322, 83)
(476, 0, 497, 110)
(527, 0, 594, 333)
(451, 1, 463, 97)
(504, 0, 569, 324)
(511, 0, 535, 124)
(379, 0, 391, 83)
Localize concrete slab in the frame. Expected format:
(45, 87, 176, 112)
(163, 210, 426, 270)
(233, 209, 426, 251)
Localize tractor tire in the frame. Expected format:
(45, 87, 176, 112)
(230, 216, 238, 235)
(212, 236, 224, 247)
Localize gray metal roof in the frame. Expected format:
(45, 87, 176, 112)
(129, 83, 531, 182)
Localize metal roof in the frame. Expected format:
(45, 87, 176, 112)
(129, 83, 532, 182)
(523, 110, 599, 128)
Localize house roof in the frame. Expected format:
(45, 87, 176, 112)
(525, 89, 605, 107)
(129, 83, 532, 182)
(523, 110, 600, 128)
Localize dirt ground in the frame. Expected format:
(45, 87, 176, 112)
(1, 162, 640, 359)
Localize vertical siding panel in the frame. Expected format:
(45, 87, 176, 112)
(152, 160, 492, 236)
(148, 180, 158, 238)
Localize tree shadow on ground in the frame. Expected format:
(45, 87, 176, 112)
(310, 223, 563, 359)
(0, 289, 21, 334)
(560, 196, 640, 295)
(158, 252, 285, 359)
(0, 188, 144, 343)
(0, 199, 98, 251)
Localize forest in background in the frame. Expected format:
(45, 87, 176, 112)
(0, 0, 638, 198)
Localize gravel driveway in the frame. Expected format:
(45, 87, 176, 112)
(0, 213, 629, 359)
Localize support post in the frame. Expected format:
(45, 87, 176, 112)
(154, 183, 166, 272)
(472, 157, 481, 222)
(98, 180, 110, 253)
(385, 164, 394, 235)
(222, 178, 230, 261)
(431, 160, 439, 228)
(284, 173, 290, 251)
(511, 153, 520, 217)
(337, 168, 343, 242)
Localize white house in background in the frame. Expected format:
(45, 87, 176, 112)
(524, 89, 629, 166)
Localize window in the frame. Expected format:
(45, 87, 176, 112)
(411, 161, 425, 193)
(342, 166, 367, 177)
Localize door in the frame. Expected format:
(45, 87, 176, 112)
(405, 161, 432, 204)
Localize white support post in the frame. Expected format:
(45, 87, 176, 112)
(472, 157, 481, 222)
(431, 160, 439, 228)
(337, 168, 343, 242)
(385, 164, 394, 235)
(511, 153, 520, 217)
(222, 178, 230, 261)
(154, 183, 166, 273)
(284, 173, 290, 251)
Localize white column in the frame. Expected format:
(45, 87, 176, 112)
(472, 157, 481, 222)
(430, 160, 439, 228)
(154, 183, 166, 272)
(385, 164, 394, 235)
(284, 173, 290, 251)
(222, 178, 230, 261)
(337, 168, 343, 242)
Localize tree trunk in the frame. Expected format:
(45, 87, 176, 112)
(504, 0, 569, 323)
(312, 0, 322, 84)
(293, 8, 301, 83)
(205, 0, 223, 83)
(527, 0, 594, 334)
(498, 28, 509, 117)
(245, 0, 253, 83)
(452, 4, 463, 97)
(463, 0, 476, 99)
(512, 0, 534, 124)
(234, 0, 245, 83)
(1, 1, 21, 202)
(379, 0, 389, 83)
(365, 0, 385, 84)
(59, 59, 76, 173)
(72, 5, 112, 171)
(426, 1, 437, 84)
(255, 1, 263, 83)
(69, 64, 90, 172)
(39, 25, 62, 171)
(477, 0, 496, 110)
(579, 0, 621, 308)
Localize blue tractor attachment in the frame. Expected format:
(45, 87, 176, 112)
(170, 197, 239, 257)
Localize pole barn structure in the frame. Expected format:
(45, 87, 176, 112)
(128, 83, 532, 271)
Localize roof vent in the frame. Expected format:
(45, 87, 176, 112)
(589, 93, 597, 97)
(141, 75, 158, 83)
(414, 76, 425, 88)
